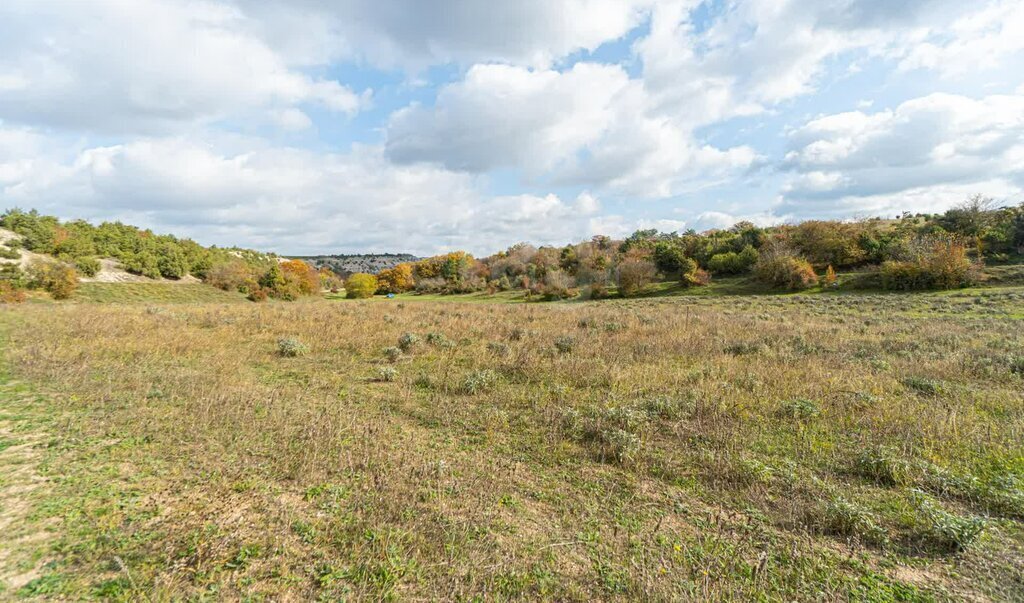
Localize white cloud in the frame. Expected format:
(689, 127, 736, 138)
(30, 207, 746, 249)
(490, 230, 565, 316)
(634, 0, 1003, 128)
(897, 0, 1024, 75)
(0, 0, 367, 134)
(0, 129, 640, 255)
(780, 93, 1024, 215)
(386, 62, 758, 198)
(240, 0, 655, 69)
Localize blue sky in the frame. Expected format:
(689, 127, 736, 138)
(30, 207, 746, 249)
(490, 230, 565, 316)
(0, 0, 1021, 255)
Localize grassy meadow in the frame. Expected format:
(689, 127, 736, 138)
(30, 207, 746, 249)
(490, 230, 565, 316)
(1, 285, 1023, 601)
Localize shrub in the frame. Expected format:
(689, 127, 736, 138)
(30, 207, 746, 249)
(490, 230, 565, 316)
(382, 347, 403, 363)
(554, 336, 575, 354)
(345, 273, 378, 299)
(206, 260, 257, 292)
(909, 490, 985, 553)
(561, 405, 649, 464)
(539, 270, 577, 300)
(754, 251, 818, 290)
(376, 366, 398, 382)
(425, 332, 451, 347)
(684, 267, 711, 287)
(708, 246, 758, 274)
(277, 338, 308, 357)
(616, 259, 656, 297)
(27, 260, 78, 299)
(823, 265, 838, 288)
(852, 446, 911, 486)
(123, 252, 162, 279)
(902, 376, 945, 397)
(247, 287, 269, 302)
(822, 496, 888, 545)
(0, 246, 20, 260)
(74, 256, 101, 277)
(1010, 356, 1024, 377)
(0, 281, 26, 303)
(461, 370, 498, 394)
(777, 398, 821, 421)
(397, 332, 420, 352)
(881, 237, 979, 290)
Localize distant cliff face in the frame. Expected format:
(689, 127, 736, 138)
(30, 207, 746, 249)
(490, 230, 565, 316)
(291, 254, 418, 277)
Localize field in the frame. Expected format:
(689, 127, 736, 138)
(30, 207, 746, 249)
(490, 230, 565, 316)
(1, 285, 1023, 601)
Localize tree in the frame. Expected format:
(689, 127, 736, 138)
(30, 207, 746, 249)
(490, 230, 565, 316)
(936, 195, 996, 253)
(259, 263, 285, 290)
(652, 242, 687, 278)
(157, 243, 189, 279)
(281, 259, 320, 295)
(377, 263, 415, 294)
(345, 273, 378, 299)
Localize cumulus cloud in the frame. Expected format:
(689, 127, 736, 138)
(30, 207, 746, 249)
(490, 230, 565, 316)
(897, 0, 1024, 75)
(635, 0, 996, 127)
(0, 128, 646, 254)
(0, 0, 367, 134)
(780, 93, 1024, 216)
(386, 62, 758, 197)
(240, 0, 655, 69)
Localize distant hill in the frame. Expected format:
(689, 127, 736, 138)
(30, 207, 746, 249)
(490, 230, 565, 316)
(292, 254, 418, 277)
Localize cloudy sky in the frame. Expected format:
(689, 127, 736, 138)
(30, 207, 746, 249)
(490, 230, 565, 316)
(0, 0, 1022, 255)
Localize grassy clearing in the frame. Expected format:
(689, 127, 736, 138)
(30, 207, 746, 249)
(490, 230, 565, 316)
(74, 282, 247, 304)
(1, 289, 1022, 600)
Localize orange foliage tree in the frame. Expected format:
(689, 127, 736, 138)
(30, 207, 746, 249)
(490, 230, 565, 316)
(377, 263, 415, 294)
(280, 259, 320, 295)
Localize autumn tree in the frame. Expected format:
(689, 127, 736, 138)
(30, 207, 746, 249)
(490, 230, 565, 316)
(345, 273, 378, 299)
(281, 259, 320, 295)
(377, 263, 415, 294)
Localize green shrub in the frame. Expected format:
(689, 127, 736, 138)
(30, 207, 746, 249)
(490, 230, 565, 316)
(398, 332, 420, 352)
(383, 347, 403, 363)
(777, 398, 821, 421)
(554, 336, 575, 354)
(909, 489, 985, 553)
(277, 338, 308, 357)
(902, 376, 945, 397)
(822, 496, 888, 545)
(852, 447, 911, 486)
(561, 404, 650, 464)
(0, 246, 20, 260)
(425, 332, 451, 347)
(709, 246, 758, 274)
(74, 256, 101, 277)
(461, 370, 497, 394)
(376, 366, 398, 382)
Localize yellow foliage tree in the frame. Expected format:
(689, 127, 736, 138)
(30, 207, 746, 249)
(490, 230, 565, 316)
(345, 273, 378, 299)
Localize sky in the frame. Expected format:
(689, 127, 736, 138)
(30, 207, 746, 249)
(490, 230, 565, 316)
(0, 0, 1022, 256)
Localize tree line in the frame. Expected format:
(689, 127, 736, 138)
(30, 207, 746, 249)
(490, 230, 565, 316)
(342, 196, 1024, 299)
(0, 209, 337, 302)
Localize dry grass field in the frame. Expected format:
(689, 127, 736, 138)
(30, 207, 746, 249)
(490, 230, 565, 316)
(1, 288, 1023, 600)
